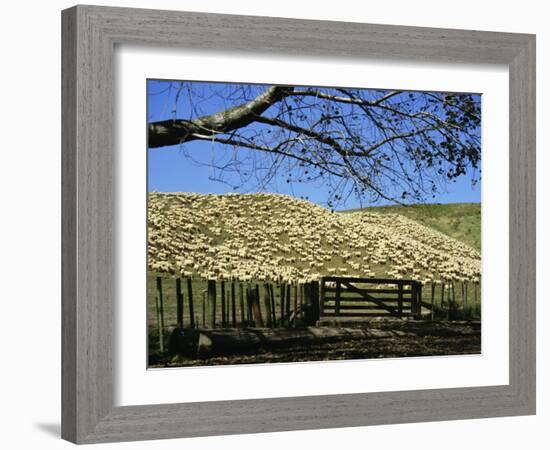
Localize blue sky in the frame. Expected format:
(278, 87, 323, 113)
(147, 80, 481, 209)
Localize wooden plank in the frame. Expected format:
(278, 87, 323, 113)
(238, 283, 245, 326)
(431, 282, 435, 321)
(335, 280, 341, 315)
(156, 277, 165, 351)
(220, 280, 226, 327)
(201, 290, 206, 327)
(279, 283, 285, 326)
(246, 285, 258, 327)
(451, 282, 456, 308)
(269, 283, 276, 326)
(323, 304, 411, 311)
(322, 295, 412, 301)
(154, 296, 163, 353)
(187, 278, 195, 328)
(293, 284, 298, 316)
(300, 284, 305, 320)
(447, 282, 452, 320)
(321, 312, 414, 317)
(416, 283, 423, 319)
(285, 284, 291, 318)
(441, 281, 446, 312)
(176, 278, 183, 329)
(323, 298, 411, 304)
(246, 287, 253, 323)
(227, 288, 231, 325)
(304, 281, 320, 325)
(323, 287, 412, 294)
(321, 276, 416, 284)
(312, 281, 320, 322)
(251, 285, 264, 327)
(231, 282, 236, 327)
(323, 291, 413, 297)
(207, 280, 216, 328)
(319, 278, 325, 317)
(340, 280, 400, 315)
(192, 327, 414, 359)
(263, 284, 273, 328)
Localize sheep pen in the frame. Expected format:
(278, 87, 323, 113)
(147, 192, 481, 367)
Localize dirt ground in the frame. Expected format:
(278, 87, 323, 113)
(149, 320, 481, 368)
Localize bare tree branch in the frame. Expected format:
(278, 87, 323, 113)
(147, 82, 481, 205)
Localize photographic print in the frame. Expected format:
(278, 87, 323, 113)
(147, 80, 482, 368)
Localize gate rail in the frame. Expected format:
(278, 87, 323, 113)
(319, 277, 422, 319)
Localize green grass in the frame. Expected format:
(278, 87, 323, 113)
(341, 202, 481, 251)
(147, 275, 267, 329)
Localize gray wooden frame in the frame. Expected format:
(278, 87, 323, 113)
(62, 5, 536, 444)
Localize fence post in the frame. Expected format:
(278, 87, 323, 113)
(201, 291, 206, 328)
(279, 283, 286, 326)
(250, 285, 264, 327)
(269, 284, 276, 326)
(155, 296, 163, 353)
(245, 286, 252, 324)
(451, 282, 456, 317)
(430, 281, 435, 321)
(293, 284, 298, 317)
(335, 280, 341, 316)
(414, 282, 419, 318)
(207, 280, 217, 328)
(441, 279, 449, 320)
(187, 278, 195, 328)
(263, 284, 273, 328)
(239, 283, 245, 326)
(285, 284, 291, 318)
(226, 288, 231, 326)
(312, 281, 319, 322)
(319, 278, 325, 318)
(201, 290, 206, 327)
(305, 281, 320, 325)
(220, 280, 226, 327)
(416, 283, 423, 319)
(447, 282, 453, 320)
(231, 282, 237, 327)
(156, 277, 165, 352)
(176, 278, 184, 329)
(300, 284, 306, 321)
(397, 282, 403, 316)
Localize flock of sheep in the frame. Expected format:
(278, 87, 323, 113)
(148, 192, 481, 286)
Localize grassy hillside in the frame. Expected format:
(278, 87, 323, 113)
(148, 193, 480, 284)
(342, 203, 481, 251)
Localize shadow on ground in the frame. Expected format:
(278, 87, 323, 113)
(35, 422, 61, 438)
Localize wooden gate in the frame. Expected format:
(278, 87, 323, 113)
(319, 277, 422, 319)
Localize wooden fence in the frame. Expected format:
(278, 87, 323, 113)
(151, 276, 319, 333)
(319, 276, 423, 319)
(150, 275, 480, 352)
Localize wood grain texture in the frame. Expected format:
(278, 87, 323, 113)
(61, 4, 536, 444)
(61, 7, 77, 443)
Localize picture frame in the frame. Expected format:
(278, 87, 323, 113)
(61, 4, 536, 444)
